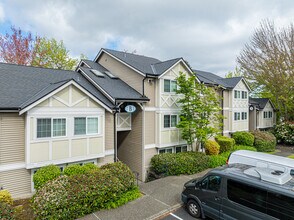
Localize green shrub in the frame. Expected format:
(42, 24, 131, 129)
(150, 152, 210, 176)
(215, 135, 235, 153)
(0, 190, 13, 205)
(33, 165, 61, 190)
(208, 155, 227, 168)
(274, 122, 294, 145)
(205, 140, 220, 155)
(63, 163, 99, 177)
(0, 202, 15, 220)
(220, 151, 232, 159)
(232, 145, 257, 152)
(32, 162, 139, 220)
(101, 162, 135, 190)
(252, 131, 276, 152)
(232, 131, 254, 146)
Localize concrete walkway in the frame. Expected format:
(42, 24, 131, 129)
(79, 169, 210, 220)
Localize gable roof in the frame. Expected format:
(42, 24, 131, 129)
(78, 60, 149, 102)
(0, 63, 114, 111)
(194, 69, 247, 90)
(249, 98, 275, 110)
(95, 48, 191, 77)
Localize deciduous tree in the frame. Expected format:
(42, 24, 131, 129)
(237, 20, 294, 121)
(176, 72, 223, 151)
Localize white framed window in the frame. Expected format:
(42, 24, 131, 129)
(37, 118, 66, 138)
(164, 79, 177, 93)
(241, 91, 247, 99)
(175, 145, 187, 153)
(241, 112, 247, 120)
(158, 147, 173, 154)
(269, 111, 273, 118)
(264, 111, 268, 118)
(163, 114, 178, 128)
(234, 112, 241, 121)
(74, 117, 99, 135)
(234, 90, 241, 99)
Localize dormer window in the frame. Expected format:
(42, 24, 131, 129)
(164, 79, 177, 92)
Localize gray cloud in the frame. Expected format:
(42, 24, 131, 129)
(1, 0, 294, 76)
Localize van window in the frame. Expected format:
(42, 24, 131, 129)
(227, 179, 267, 214)
(267, 192, 294, 219)
(200, 175, 221, 192)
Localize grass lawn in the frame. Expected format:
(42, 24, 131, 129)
(287, 154, 294, 159)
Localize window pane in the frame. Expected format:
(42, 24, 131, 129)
(176, 146, 181, 153)
(74, 117, 86, 135)
(207, 176, 222, 191)
(267, 192, 294, 219)
(227, 179, 267, 214)
(164, 115, 170, 128)
(87, 118, 98, 134)
(234, 90, 237, 98)
(171, 115, 177, 127)
(53, 118, 66, 137)
(237, 112, 240, 120)
(164, 79, 170, 92)
(166, 148, 172, 153)
(182, 146, 187, 152)
(159, 149, 165, 154)
(171, 81, 177, 92)
(37, 118, 51, 138)
(234, 113, 237, 121)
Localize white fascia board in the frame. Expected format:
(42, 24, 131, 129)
(19, 80, 112, 115)
(158, 59, 200, 83)
(94, 49, 146, 77)
(78, 68, 115, 103)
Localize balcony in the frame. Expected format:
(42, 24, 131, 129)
(116, 113, 131, 131)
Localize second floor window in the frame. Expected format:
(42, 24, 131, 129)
(74, 117, 99, 135)
(164, 79, 177, 92)
(164, 115, 178, 128)
(242, 91, 247, 99)
(37, 118, 66, 138)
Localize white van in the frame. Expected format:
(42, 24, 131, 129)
(227, 150, 294, 173)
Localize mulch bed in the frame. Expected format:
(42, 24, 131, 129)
(13, 198, 35, 220)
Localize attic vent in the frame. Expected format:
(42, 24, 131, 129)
(90, 69, 104, 77)
(104, 71, 118, 79)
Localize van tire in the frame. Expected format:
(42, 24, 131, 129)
(187, 200, 201, 218)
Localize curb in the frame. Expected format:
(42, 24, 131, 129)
(145, 203, 183, 220)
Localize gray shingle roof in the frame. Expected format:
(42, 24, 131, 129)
(79, 60, 149, 101)
(0, 63, 114, 110)
(101, 48, 182, 76)
(249, 98, 270, 109)
(194, 69, 243, 89)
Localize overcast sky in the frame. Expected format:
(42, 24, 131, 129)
(0, 0, 293, 76)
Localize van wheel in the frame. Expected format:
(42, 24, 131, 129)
(187, 200, 201, 218)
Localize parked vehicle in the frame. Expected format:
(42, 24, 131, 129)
(227, 150, 294, 173)
(181, 164, 294, 219)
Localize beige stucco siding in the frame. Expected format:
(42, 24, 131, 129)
(27, 84, 106, 168)
(0, 168, 31, 198)
(145, 112, 155, 145)
(144, 79, 156, 107)
(0, 113, 25, 164)
(98, 52, 144, 94)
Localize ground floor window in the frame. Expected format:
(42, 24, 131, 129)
(158, 145, 188, 154)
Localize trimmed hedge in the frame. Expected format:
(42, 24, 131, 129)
(205, 140, 220, 155)
(32, 162, 139, 220)
(232, 145, 257, 152)
(215, 136, 235, 153)
(208, 155, 227, 168)
(252, 131, 276, 152)
(63, 163, 98, 176)
(232, 131, 254, 146)
(33, 165, 61, 190)
(150, 152, 210, 176)
(0, 190, 13, 205)
(101, 162, 135, 190)
(0, 202, 15, 220)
